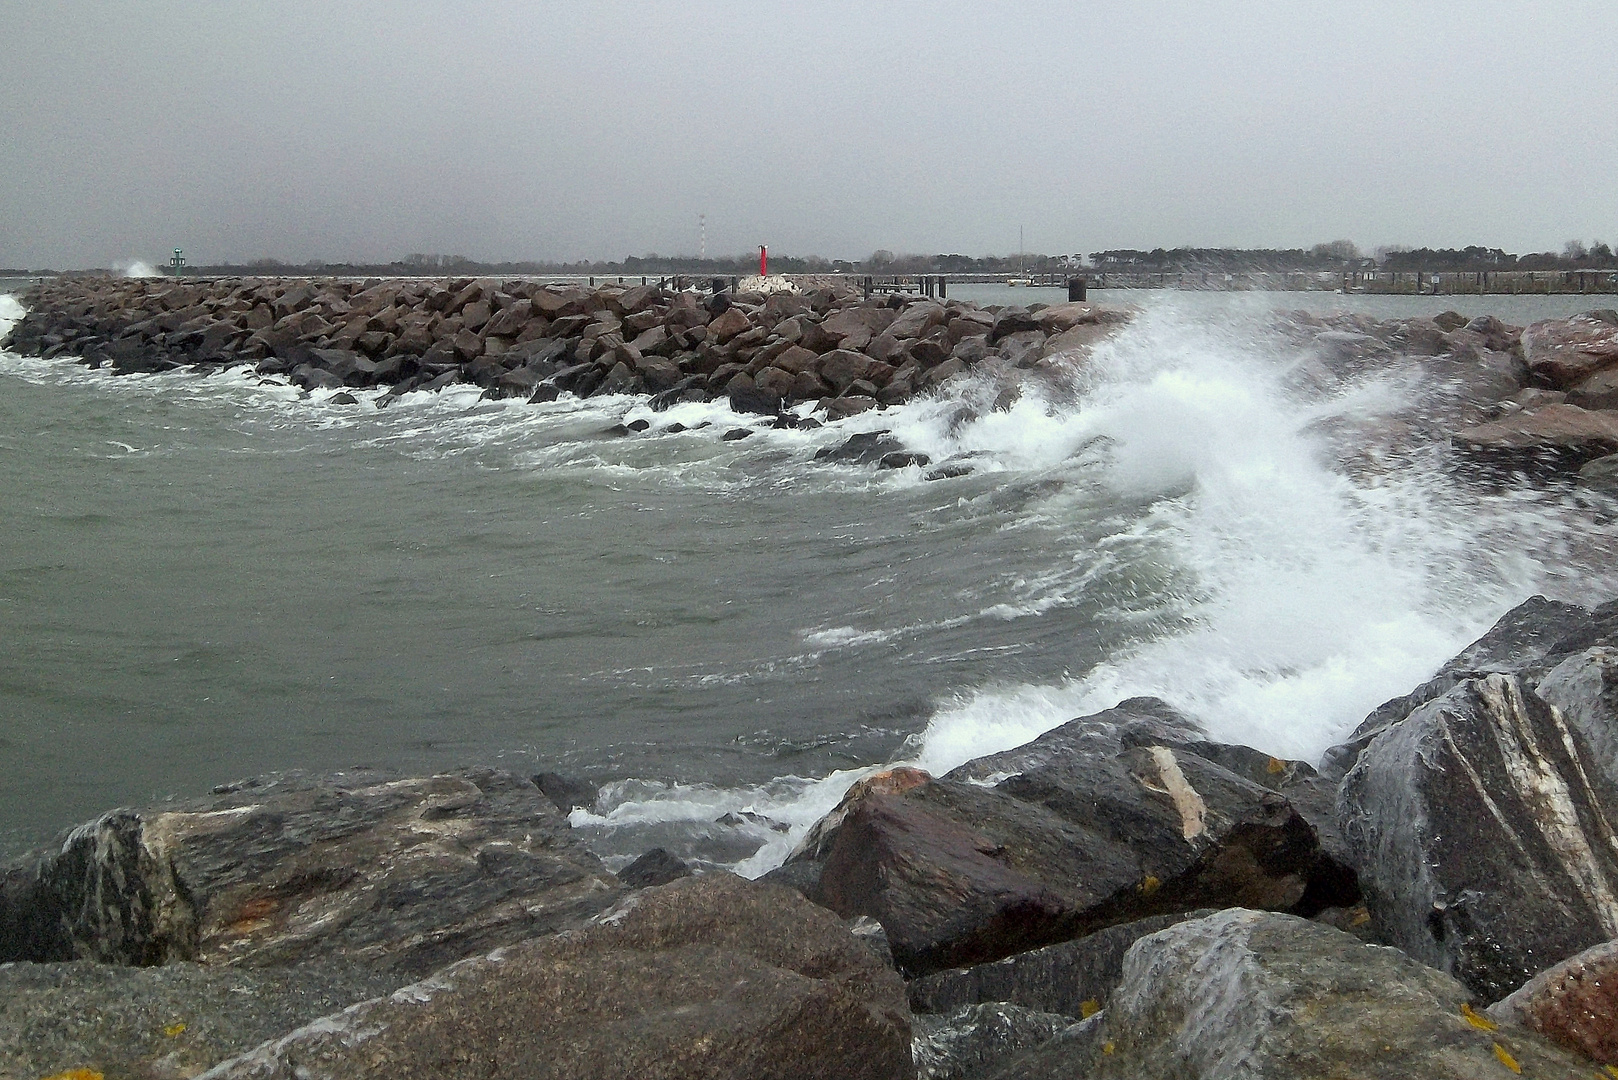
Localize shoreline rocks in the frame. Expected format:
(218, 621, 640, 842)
(0, 275, 1132, 420)
(985, 909, 1606, 1079)
(6, 595, 1618, 1076)
(0, 767, 623, 976)
(764, 698, 1357, 978)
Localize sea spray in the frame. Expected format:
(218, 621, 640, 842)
(581, 297, 1618, 875)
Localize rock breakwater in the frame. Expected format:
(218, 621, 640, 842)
(0, 275, 1131, 418)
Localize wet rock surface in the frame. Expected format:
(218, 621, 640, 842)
(906, 910, 1218, 1019)
(1319, 594, 1611, 779)
(201, 873, 913, 1080)
(769, 698, 1352, 977)
(1339, 673, 1618, 1001)
(1487, 937, 1618, 1066)
(911, 1002, 1074, 1080)
(0, 767, 623, 977)
(0, 959, 399, 1080)
(985, 909, 1603, 1079)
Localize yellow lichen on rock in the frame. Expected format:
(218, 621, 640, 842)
(40, 1071, 104, 1080)
(1462, 1003, 1498, 1031)
(1139, 875, 1162, 896)
(1492, 1042, 1522, 1074)
(1080, 998, 1101, 1018)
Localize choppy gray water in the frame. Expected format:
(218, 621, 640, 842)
(3, 288, 1614, 870)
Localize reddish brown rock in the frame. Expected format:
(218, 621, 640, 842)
(1568, 367, 1618, 411)
(1523, 312, 1618, 389)
(1451, 403, 1618, 471)
(821, 306, 897, 351)
(708, 306, 751, 344)
(1488, 938, 1618, 1065)
(771, 699, 1342, 978)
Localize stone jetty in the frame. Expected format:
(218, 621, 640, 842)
(5, 595, 1618, 1077)
(0, 275, 1130, 419)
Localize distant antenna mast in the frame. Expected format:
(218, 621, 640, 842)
(699, 213, 706, 261)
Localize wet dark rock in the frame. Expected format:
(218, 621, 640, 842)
(722, 427, 754, 441)
(887, 301, 947, 340)
(617, 847, 693, 888)
(814, 430, 904, 465)
(878, 451, 931, 469)
(911, 1003, 1074, 1080)
(907, 910, 1217, 1018)
(0, 768, 622, 978)
(327, 391, 358, 405)
(991, 908, 1600, 1080)
(1536, 640, 1618, 787)
(201, 874, 913, 1080)
(533, 770, 598, 813)
(1566, 367, 1618, 411)
(996, 331, 1047, 368)
(1320, 595, 1606, 779)
(989, 307, 1040, 342)
(728, 378, 782, 416)
(773, 699, 1346, 977)
(1339, 673, 1618, 1001)
(626, 418, 650, 432)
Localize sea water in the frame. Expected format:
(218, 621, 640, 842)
(2, 289, 1613, 871)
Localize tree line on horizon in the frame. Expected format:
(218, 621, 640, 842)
(13, 239, 1613, 278)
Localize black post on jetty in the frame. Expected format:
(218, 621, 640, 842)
(1067, 276, 1088, 302)
(938, 275, 947, 299)
(711, 277, 724, 294)
(730, 277, 739, 292)
(864, 276, 873, 299)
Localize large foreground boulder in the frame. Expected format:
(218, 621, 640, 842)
(0, 959, 398, 1080)
(0, 767, 623, 978)
(1339, 673, 1618, 1002)
(988, 909, 1603, 1079)
(201, 873, 913, 1080)
(770, 699, 1353, 977)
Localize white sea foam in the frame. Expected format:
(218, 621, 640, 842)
(0, 294, 23, 333)
(579, 296, 1618, 874)
(121, 260, 159, 278)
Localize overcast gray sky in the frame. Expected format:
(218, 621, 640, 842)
(4, 1, 1615, 268)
